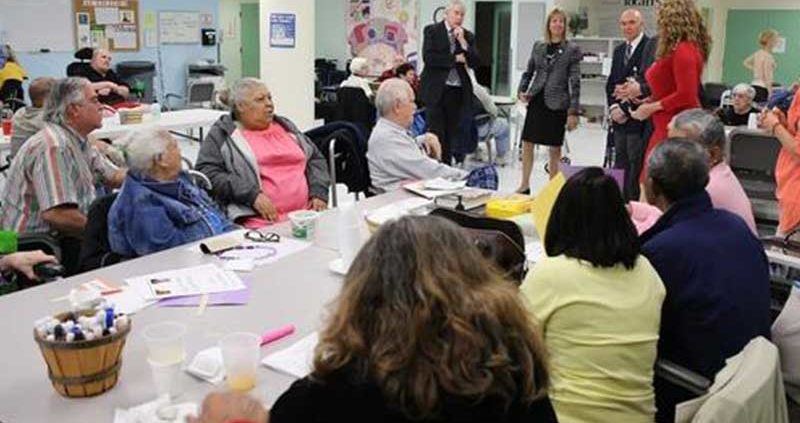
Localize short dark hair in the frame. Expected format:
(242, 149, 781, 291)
(647, 138, 709, 203)
(395, 63, 415, 77)
(545, 167, 640, 269)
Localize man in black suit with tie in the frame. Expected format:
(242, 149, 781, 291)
(606, 9, 650, 201)
(419, 0, 480, 165)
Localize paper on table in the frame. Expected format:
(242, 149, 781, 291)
(159, 281, 250, 307)
(531, 173, 566, 242)
(365, 198, 432, 227)
(262, 332, 319, 379)
(113, 395, 197, 423)
(125, 264, 246, 300)
(105, 288, 157, 315)
(526, 241, 546, 264)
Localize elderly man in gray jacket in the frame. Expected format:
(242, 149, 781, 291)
(367, 79, 468, 193)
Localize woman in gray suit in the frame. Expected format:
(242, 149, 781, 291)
(517, 8, 581, 191)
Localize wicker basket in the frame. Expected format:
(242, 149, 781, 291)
(34, 312, 131, 398)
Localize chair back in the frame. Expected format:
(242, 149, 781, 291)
(428, 207, 527, 284)
(0, 79, 24, 111)
(334, 86, 376, 137)
(729, 129, 781, 201)
(305, 121, 371, 202)
(78, 193, 125, 272)
(186, 80, 216, 108)
(703, 82, 730, 110)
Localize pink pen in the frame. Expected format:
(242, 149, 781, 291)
(260, 324, 296, 346)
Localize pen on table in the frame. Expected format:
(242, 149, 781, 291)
(260, 324, 295, 346)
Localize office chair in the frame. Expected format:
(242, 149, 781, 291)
(728, 128, 782, 224)
(0, 79, 25, 112)
(66, 47, 94, 77)
(702, 82, 730, 110)
(335, 86, 376, 137)
(305, 121, 371, 207)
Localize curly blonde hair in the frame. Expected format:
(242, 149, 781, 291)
(656, 0, 711, 61)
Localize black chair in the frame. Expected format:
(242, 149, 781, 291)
(428, 207, 527, 284)
(754, 85, 770, 104)
(728, 128, 782, 224)
(305, 121, 371, 207)
(66, 47, 94, 77)
(702, 82, 730, 110)
(78, 193, 126, 273)
(334, 86, 376, 138)
(0, 79, 25, 112)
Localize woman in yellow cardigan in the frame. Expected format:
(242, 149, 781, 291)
(521, 167, 665, 423)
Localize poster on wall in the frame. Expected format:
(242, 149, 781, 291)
(347, 0, 418, 76)
(270, 13, 296, 48)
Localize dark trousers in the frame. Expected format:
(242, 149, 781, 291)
(613, 128, 646, 201)
(426, 86, 465, 165)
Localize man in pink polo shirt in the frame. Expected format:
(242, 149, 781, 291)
(668, 108, 758, 235)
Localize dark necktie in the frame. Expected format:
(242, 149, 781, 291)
(624, 42, 633, 67)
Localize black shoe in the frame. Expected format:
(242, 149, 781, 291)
(516, 188, 530, 195)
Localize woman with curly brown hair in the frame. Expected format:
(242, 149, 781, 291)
(631, 0, 710, 184)
(269, 215, 556, 423)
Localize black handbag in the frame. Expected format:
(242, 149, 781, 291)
(429, 208, 528, 284)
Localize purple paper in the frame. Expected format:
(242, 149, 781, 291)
(158, 281, 250, 307)
(561, 165, 625, 191)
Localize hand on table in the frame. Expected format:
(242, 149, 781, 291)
(253, 193, 278, 222)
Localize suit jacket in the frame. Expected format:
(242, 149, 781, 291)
(606, 34, 650, 131)
(637, 35, 658, 99)
(517, 41, 581, 113)
(419, 21, 480, 107)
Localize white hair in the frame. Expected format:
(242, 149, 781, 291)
(117, 128, 175, 175)
(349, 57, 369, 76)
(42, 77, 91, 126)
(731, 83, 756, 101)
(375, 78, 414, 117)
(446, 0, 466, 12)
(227, 78, 268, 120)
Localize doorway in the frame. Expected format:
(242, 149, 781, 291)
(474, 1, 512, 96)
(241, 2, 260, 78)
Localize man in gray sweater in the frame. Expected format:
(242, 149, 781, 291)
(10, 77, 55, 157)
(367, 79, 467, 193)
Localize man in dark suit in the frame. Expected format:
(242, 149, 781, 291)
(607, 9, 650, 201)
(419, 0, 480, 165)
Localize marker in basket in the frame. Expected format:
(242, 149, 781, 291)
(260, 324, 295, 346)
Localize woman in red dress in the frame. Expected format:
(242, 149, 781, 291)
(631, 0, 711, 183)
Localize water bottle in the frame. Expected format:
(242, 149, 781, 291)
(151, 102, 161, 120)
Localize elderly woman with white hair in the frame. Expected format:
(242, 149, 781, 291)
(196, 78, 329, 228)
(715, 83, 759, 126)
(339, 57, 373, 98)
(108, 128, 235, 257)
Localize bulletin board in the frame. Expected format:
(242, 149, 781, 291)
(72, 0, 140, 51)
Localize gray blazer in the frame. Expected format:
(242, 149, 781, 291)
(196, 114, 330, 222)
(517, 41, 582, 113)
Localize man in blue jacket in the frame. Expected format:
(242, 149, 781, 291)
(640, 138, 771, 423)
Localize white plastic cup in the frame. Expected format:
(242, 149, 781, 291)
(142, 321, 187, 364)
(219, 332, 260, 392)
(287, 210, 319, 240)
(748, 112, 759, 130)
(337, 203, 363, 269)
(147, 357, 184, 398)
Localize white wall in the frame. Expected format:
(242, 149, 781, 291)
(220, 0, 259, 86)
(315, 0, 349, 67)
(261, 0, 315, 129)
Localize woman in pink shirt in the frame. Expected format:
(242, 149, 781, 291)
(197, 78, 330, 228)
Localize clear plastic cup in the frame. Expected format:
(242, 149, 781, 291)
(287, 210, 319, 240)
(147, 356, 184, 398)
(219, 332, 260, 392)
(142, 321, 187, 364)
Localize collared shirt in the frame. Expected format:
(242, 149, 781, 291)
(0, 122, 118, 234)
(706, 162, 757, 235)
(627, 31, 645, 61)
(366, 118, 467, 192)
(443, 20, 462, 87)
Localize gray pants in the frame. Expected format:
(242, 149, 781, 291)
(613, 129, 646, 201)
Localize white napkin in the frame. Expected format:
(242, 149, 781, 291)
(113, 395, 197, 423)
(185, 347, 225, 384)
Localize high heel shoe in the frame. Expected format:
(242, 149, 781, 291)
(516, 188, 531, 195)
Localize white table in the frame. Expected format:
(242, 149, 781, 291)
(91, 109, 228, 141)
(0, 191, 410, 422)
